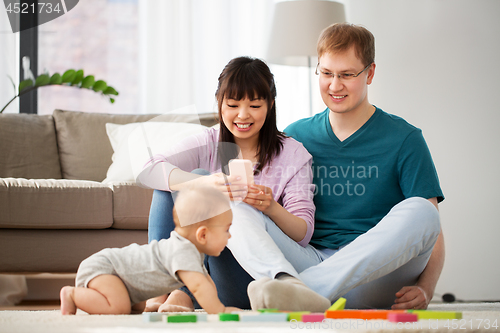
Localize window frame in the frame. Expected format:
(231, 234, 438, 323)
(19, 0, 38, 114)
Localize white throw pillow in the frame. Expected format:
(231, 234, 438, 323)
(103, 122, 208, 182)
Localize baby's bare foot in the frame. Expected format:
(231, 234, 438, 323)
(158, 304, 193, 313)
(60, 286, 77, 315)
(157, 290, 194, 313)
(143, 302, 162, 312)
(144, 294, 168, 312)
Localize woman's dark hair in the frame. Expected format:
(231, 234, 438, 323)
(215, 56, 286, 173)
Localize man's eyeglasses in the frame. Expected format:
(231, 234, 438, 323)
(315, 63, 372, 81)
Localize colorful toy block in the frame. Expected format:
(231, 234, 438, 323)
(327, 297, 346, 311)
(142, 312, 163, 322)
(206, 314, 220, 322)
(194, 313, 208, 322)
(288, 311, 311, 321)
(239, 312, 288, 322)
(219, 313, 240, 321)
(408, 310, 462, 320)
(237, 312, 260, 321)
(302, 313, 325, 322)
(325, 309, 406, 320)
(257, 308, 279, 313)
(388, 313, 418, 323)
(165, 314, 197, 323)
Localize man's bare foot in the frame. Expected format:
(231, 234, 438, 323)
(60, 286, 77, 315)
(158, 290, 194, 313)
(144, 294, 168, 312)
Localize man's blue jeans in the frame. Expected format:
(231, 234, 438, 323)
(148, 187, 253, 309)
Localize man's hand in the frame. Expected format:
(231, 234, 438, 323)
(392, 285, 430, 310)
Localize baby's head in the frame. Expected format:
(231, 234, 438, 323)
(173, 186, 232, 256)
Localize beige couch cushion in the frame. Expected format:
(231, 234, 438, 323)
(53, 110, 159, 182)
(53, 110, 218, 182)
(0, 178, 112, 229)
(0, 113, 62, 179)
(109, 181, 154, 230)
(0, 229, 147, 273)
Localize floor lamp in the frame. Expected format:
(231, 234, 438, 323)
(266, 0, 346, 116)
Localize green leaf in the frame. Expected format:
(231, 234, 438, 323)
(110, 98, 115, 103)
(19, 79, 33, 93)
(62, 69, 76, 83)
(50, 73, 62, 84)
(103, 86, 119, 96)
(8, 75, 16, 93)
(35, 74, 50, 87)
(71, 70, 84, 86)
(92, 80, 107, 92)
(81, 75, 95, 89)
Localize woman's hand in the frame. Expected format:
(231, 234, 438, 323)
(196, 173, 249, 201)
(243, 184, 275, 213)
(243, 183, 308, 243)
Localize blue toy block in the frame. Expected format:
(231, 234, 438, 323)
(239, 312, 288, 322)
(142, 312, 163, 322)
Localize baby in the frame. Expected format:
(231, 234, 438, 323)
(60, 186, 238, 315)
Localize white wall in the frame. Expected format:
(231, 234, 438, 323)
(344, 0, 500, 301)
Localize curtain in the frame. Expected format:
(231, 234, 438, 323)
(1, 0, 318, 126)
(138, 0, 318, 129)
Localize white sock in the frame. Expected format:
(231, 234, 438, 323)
(247, 275, 331, 312)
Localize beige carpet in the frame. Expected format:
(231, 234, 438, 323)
(1, 303, 499, 333)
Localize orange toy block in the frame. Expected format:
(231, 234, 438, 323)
(325, 309, 406, 320)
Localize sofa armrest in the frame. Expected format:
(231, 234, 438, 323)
(0, 178, 112, 229)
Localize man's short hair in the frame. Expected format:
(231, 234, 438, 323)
(173, 186, 231, 227)
(317, 23, 375, 66)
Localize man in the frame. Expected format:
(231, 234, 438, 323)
(249, 23, 444, 310)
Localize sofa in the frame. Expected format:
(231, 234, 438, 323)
(0, 109, 218, 273)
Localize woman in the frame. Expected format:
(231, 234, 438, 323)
(137, 57, 330, 312)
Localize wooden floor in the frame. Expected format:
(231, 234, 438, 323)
(0, 300, 60, 311)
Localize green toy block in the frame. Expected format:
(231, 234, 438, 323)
(288, 311, 311, 321)
(219, 313, 240, 321)
(408, 310, 462, 320)
(257, 308, 279, 313)
(327, 297, 346, 311)
(166, 314, 197, 323)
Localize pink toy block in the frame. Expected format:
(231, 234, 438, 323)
(388, 313, 418, 323)
(302, 313, 325, 322)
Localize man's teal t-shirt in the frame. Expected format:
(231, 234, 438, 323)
(284, 107, 444, 249)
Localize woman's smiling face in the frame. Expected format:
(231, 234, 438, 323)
(221, 96, 268, 144)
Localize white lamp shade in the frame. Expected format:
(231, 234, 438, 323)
(267, 0, 346, 67)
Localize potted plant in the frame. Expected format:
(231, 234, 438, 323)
(1, 69, 118, 113)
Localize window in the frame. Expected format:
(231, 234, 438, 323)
(2, 0, 317, 129)
(37, 0, 139, 115)
(0, 4, 19, 114)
